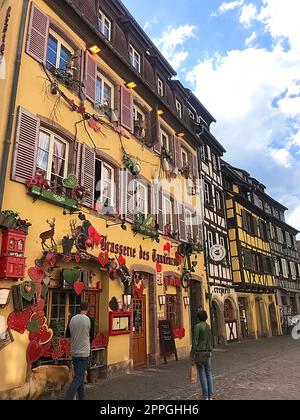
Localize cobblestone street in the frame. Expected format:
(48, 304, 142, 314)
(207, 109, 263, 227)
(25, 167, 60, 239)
(85, 336, 300, 401)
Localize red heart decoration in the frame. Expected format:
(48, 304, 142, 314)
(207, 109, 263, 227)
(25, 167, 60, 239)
(7, 310, 32, 334)
(33, 299, 45, 312)
(175, 252, 182, 265)
(28, 266, 45, 283)
(43, 342, 54, 358)
(28, 311, 46, 330)
(35, 282, 42, 300)
(75, 254, 81, 263)
(74, 281, 84, 295)
(163, 242, 171, 255)
(59, 339, 71, 358)
(52, 346, 65, 360)
(98, 251, 109, 268)
(29, 325, 53, 345)
(118, 255, 126, 266)
(45, 252, 57, 267)
(156, 263, 162, 273)
(63, 255, 72, 262)
(27, 340, 44, 363)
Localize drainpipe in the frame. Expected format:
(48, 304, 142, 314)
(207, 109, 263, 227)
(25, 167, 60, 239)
(0, 0, 29, 210)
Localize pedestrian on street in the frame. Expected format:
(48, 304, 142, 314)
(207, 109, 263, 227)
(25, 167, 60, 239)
(191, 310, 214, 400)
(64, 302, 92, 400)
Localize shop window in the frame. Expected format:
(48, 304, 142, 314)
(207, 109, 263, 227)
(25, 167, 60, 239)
(94, 159, 115, 214)
(98, 9, 111, 41)
(95, 73, 114, 110)
(166, 293, 181, 329)
(47, 31, 74, 71)
(37, 130, 69, 193)
(129, 44, 141, 73)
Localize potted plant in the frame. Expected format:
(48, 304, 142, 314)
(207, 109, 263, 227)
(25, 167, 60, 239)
(0, 210, 19, 229)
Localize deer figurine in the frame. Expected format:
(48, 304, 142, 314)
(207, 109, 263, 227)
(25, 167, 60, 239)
(40, 218, 57, 251)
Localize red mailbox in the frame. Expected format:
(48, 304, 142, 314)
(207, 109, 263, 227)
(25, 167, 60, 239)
(0, 230, 27, 279)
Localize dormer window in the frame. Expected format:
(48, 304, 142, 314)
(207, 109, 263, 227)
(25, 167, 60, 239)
(129, 45, 141, 73)
(98, 10, 111, 41)
(176, 99, 182, 118)
(158, 77, 164, 97)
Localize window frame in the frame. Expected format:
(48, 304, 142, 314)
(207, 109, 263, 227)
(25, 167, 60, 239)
(176, 99, 183, 118)
(161, 128, 170, 153)
(184, 208, 193, 241)
(129, 44, 141, 73)
(163, 195, 173, 233)
(94, 158, 115, 211)
(181, 148, 189, 168)
(134, 180, 148, 216)
(166, 293, 181, 329)
(95, 72, 115, 110)
(204, 181, 212, 205)
(47, 29, 74, 71)
(215, 189, 223, 212)
(157, 77, 164, 97)
(98, 9, 112, 41)
(207, 230, 214, 250)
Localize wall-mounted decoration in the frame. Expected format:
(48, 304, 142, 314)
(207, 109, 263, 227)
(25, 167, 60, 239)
(27, 340, 44, 364)
(156, 262, 162, 273)
(7, 309, 32, 334)
(29, 325, 53, 345)
(156, 272, 163, 286)
(62, 236, 75, 257)
(40, 218, 57, 252)
(74, 281, 84, 295)
(109, 297, 119, 312)
(132, 214, 159, 241)
(163, 242, 171, 256)
(109, 312, 132, 336)
(0, 316, 14, 351)
(0, 228, 28, 279)
(27, 310, 46, 332)
(164, 276, 181, 290)
(28, 266, 45, 283)
(173, 328, 186, 340)
(62, 174, 78, 189)
(123, 154, 141, 176)
(108, 259, 118, 280)
(45, 252, 57, 267)
(91, 331, 109, 349)
(12, 283, 37, 312)
(98, 251, 109, 268)
(0, 289, 10, 308)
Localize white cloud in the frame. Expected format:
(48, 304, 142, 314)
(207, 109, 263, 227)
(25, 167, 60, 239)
(286, 205, 300, 233)
(155, 24, 197, 70)
(240, 3, 257, 27)
(245, 31, 257, 46)
(269, 148, 292, 168)
(219, 1, 244, 14)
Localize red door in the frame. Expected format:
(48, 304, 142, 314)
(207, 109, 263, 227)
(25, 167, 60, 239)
(132, 296, 147, 368)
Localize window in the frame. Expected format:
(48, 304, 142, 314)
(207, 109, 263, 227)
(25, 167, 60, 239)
(98, 9, 111, 41)
(207, 230, 214, 250)
(290, 262, 297, 280)
(264, 202, 271, 214)
(94, 159, 115, 213)
(48, 290, 81, 333)
(95, 73, 114, 109)
(37, 130, 69, 191)
(133, 105, 146, 139)
(212, 153, 219, 171)
(157, 77, 164, 97)
(204, 181, 212, 205)
(134, 180, 148, 215)
(166, 294, 181, 329)
(189, 110, 196, 120)
(215, 190, 223, 212)
(176, 99, 182, 118)
(181, 148, 189, 168)
(163, 195, 173, 235)
(161, 129, 170, 153)
(200, 144, 208, 162)
(185, 208, 193, 241)
(47, 31, 73, 71)
(129, 44, 141, 73)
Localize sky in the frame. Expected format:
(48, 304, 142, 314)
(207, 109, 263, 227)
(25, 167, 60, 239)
(122, 0, 300, 233)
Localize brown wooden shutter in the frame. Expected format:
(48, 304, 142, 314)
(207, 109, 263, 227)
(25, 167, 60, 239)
(253, 217, 259, 237)
(173, 198, 179, 239)
(81, 143, 95, 207)
(241, 209, 248, 231)
(157, 189, 163, 232)
(12, 107, 40, 184)
(114, 85, 120, 122)
(126, 171, 134, 222)
(120, 86, 133, 132)
(26, 2, 49, 64)
(85, 51, 97, 103)
(119, 168, 127, 218)
(243, 249, 253, 270)
(262, 256, 268, 274)
(192, 152, 199, 179)
(175, 137, 182, 169)
(151, 107, 160, 152)
(169, 135, 175, 165)
(75, 142, 82, 181)
(178, 202, 187, 242)
(144, 112, 152, 147)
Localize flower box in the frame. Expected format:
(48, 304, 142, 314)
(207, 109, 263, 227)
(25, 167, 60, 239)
(28, 186, 79, 210)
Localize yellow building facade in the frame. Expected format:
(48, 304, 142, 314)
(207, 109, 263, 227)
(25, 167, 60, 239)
(223, 162, 282, 340)
(0, 0, 208, 391)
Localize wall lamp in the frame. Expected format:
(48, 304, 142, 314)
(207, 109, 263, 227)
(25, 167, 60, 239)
(125, 81, 137, 89)
(176, 132, 185, 138)
(106, 220, 127, 231)
(158, 295, 166, 308)
(183, 296, 190, 308)
(88, 45, 101, 55)
(157, 109, 164, 116)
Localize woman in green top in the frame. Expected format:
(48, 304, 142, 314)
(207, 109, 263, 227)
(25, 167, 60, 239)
(191, 310, 214, 400)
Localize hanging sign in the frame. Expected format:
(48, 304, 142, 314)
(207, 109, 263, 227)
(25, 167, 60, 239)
(209, 244, 226, 262)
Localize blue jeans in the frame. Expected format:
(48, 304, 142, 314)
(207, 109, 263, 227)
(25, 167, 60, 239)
(64, 357, 89, 400)
(197, 356, 214, 398)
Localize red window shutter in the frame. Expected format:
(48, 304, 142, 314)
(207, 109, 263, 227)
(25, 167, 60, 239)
(126, 171, 134, 222)
(81, 143, 95, 208)
(178, 202, 187, 242)
(175, 137, 182, 169)
(120, 86, 133, 132)
(84, 51, 97, 103)
(26, 2, 49, 64)
(11, 107, 40, 184)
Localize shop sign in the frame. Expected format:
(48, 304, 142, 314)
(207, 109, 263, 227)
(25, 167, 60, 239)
(212, 286, 232, 297)
(100, 236, 179, 267)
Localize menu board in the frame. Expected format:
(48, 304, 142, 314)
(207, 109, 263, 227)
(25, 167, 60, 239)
(158, 320, 178, 364)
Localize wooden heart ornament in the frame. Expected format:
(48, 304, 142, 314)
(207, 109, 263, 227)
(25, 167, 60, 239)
(62, 174, 78, 189)
(163, 242, 171, 256)
(29, 325, 53, 345)
(45, 252, 57, 267)
(118, 255, 126, 267)
(27, 340, 44, 363)
(20, 282, 36, 302)
(27, 311, 46, 332)
(98, 251, 109, 268)
(7, 309, 32, 334)
(28, 266, 45, 283)
(63, 268, 80, 285)
(74, 281, 84, 295)
(156, 263, 162, 273)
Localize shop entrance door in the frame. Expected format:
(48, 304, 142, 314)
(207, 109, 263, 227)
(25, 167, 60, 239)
(269, 303, 278, 336)
(132, 296, 147, 368)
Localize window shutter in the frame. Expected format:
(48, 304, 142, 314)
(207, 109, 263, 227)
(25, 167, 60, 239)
(243, 249, 253, 270)
(178, 202, 186, 242)
(75, 142, 82, 181)
(175, 137, 182, 169)
(192, 152, 199, 179)
(281, 259, 288, 278)
(151, 107, 160, 151)
(84, 51, 97, 103)
(126, 171, 134, 222)
(81, 143, 95, 207)
(262, 256, 268, 274)
(120, 86, 133, 132)
(144, 112, 152, 147)
(119, 168, 127, 218)
(26, 2, 49, 64)
(253, 217, 259, 237)
(169, 135, 175, 165)
(173, 198, 179, 239)
(241, 210, 248, 231)
(192, 210, 199, 243)
(12, 107, 40, 184)
(157, 189, 163, 233)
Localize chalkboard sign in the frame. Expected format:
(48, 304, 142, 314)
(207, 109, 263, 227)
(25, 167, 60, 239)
(158, 320, 178, 364)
